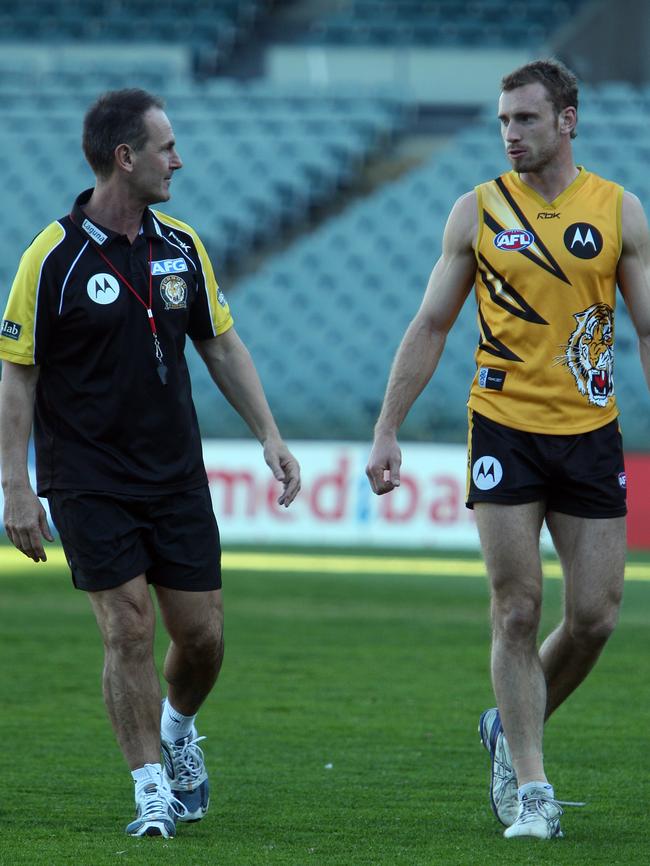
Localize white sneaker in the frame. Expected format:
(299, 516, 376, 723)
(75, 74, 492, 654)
(161, 731, 210, 822)
(126, 775, 188, 838)
(479, 708, 518, 826)
(504, 787, 563, 840)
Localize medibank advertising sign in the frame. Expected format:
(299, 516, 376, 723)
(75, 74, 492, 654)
(2, 441, 648, 549)
(205, 440, 650, 549)
(203, 440, 480, 548)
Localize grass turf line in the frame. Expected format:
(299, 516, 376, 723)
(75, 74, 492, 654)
(0, 551, 647, 866)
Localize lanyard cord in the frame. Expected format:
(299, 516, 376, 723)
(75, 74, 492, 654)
(94, 240, 168, 384)
(95, 241, 156, 334)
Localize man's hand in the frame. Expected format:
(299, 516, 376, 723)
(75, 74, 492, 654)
(263, 439, 301, 507)
(3, 486, 54, 562)
(366, 432, 402, 495)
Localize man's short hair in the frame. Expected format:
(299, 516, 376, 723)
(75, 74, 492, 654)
(82, 88, 165, 179)
(501, 59, 579, 138)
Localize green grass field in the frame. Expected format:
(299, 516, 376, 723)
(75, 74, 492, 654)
(0, 544, 648, 866)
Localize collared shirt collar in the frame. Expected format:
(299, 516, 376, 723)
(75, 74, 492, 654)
(71, 188, 160, 246)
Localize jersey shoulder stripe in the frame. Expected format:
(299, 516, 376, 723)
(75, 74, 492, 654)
(151, 210, 233, 337)
(0, 221, 67, 364)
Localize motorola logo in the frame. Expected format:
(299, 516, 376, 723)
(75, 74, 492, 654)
(87, 273, 120, 305)
(564, 222, 603, 259)
(472, 456, 503, 490)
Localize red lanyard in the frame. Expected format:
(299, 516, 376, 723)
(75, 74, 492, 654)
(95, 241, 168, 385)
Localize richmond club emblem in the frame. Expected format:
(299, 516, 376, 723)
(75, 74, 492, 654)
(560, 303, 614, 407)
(160, 275, 187, 310)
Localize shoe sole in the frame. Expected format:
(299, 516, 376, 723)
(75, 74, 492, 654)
(478, 710, 513, 827)
(127, 821, 175, 838)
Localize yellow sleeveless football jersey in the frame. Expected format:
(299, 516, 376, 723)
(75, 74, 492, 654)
(468, 167, 623, 434)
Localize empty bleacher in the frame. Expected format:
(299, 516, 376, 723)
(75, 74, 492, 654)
(302, 0, 591, 47)
(0, 78, 408, 296)
(1, 49, 648, 448)
(184, 81, 650, 448)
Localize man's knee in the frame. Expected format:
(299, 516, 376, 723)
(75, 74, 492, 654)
(567, 606, 619, 649)
(174, 611, 224, 663)
(94, 593, 156, 660)
(492, 592, 542, 643)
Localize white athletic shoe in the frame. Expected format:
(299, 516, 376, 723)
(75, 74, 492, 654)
(479, 708, 519, 826)
(126, 776, 188, 838)
(161, 731, 210, 822)
(504, 787, 563, 840)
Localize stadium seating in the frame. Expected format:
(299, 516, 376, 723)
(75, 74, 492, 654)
(0, 0, 264, 71)
(184, 81, 650, 448)
(0, 79, 408, 294)
(301, 0, 591, 47)
(1, 68, 649, 448)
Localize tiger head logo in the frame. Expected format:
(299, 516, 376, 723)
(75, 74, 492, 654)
(562, 303, 614, 407)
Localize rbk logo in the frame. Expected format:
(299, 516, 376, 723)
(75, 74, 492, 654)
(537, 212, 560, 219)
(564, 222, 603, 259)
(169, 231, 191, 253)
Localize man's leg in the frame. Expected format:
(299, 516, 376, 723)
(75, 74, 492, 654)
(154, 587, 224, 821)
(87, 574, 161, 768)
(475, 501, 548, 786)
(88, 574, 184, 838)
(155, 587, 224, 715)
(540, 512, 625, 718)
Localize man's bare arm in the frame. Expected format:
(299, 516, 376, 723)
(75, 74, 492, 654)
(193, 328, 301, 507)
(617, 190, 650, 391)
(0, 361, 53, 561)
(366, 191, 478, 495)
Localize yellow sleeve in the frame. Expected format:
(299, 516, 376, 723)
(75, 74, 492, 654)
(152, 211, 233, 337)
(0, 222, 66, 364)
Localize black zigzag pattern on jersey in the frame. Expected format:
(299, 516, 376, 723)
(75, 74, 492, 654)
(478, 253, 548, 324)
(477, 304, 523, 362)
(483, 210, 569, 284)
(492, 177, 571, 284)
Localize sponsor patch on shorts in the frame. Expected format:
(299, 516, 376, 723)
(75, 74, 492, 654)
(478, 367, 506, 391)
(472, 456, 503, 490)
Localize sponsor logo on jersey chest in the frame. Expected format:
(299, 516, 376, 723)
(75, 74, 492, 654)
(151, 257, 188, 275)
(494, 228, 535, 251)
(87, 273, 120, 304)
(564, 222, 603, 259)
(82, 218, 108, 245)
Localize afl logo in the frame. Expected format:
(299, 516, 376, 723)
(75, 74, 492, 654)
(494, 228, 534, 251)
(564, 222, 603, 259)
(472, 456, 503, 491)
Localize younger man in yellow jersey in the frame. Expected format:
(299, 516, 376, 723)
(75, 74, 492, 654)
(366, 60, 650, 839)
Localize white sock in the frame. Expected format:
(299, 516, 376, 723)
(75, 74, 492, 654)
(519, 780, 554, 800)
(161, 698, 196, 742)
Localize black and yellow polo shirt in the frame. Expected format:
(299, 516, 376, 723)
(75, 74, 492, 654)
(0, 189, 233, 496)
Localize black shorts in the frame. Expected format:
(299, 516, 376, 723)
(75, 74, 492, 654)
(48, 485, 222, 592)
(466, 410, 627, 518)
